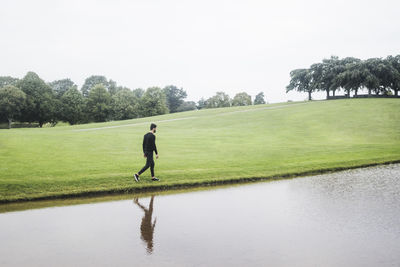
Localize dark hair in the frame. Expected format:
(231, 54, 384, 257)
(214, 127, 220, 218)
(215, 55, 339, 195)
(150, 123, 157, 130)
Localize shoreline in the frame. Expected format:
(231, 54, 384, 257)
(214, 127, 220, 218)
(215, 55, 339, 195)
(1, 159, 399, 204)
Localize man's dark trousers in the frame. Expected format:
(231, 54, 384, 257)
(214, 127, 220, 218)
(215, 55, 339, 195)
(138, 152, 155, 177)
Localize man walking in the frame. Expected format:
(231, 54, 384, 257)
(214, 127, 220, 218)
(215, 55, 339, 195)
(134, 123, 160, 182)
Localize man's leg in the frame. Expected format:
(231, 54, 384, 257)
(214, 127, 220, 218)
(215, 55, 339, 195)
(148, 155, 159, 181)
(150, 157, 155, 177)
(138, 153, 152, 175)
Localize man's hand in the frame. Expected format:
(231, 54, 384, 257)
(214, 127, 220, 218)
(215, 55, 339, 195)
(156, 154, 159, 159)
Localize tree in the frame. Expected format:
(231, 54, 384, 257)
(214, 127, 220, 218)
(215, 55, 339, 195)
(309, 56, 341, 99)
(197, 98, 207, 109)
(49, 78, 75, 98)
(324, 56, 343, 97)
(138, 87, 169, 117)
(133, 88, 145, 99)
(86, 84, 112, 122)
(206, 92, 231, 108)
(81, 75, 109, 97)
(334, 58, 376, 97)
(254, 92, 266, 105)
(0, 76, 19, 88)
(386, 55, 400, 96)
(362, 58, 385, 95)
(60, 86, 86, 125)
(232, 92, 252, 106)
(163, 85, 187, 113)
(108, 79, 118, 96)
(17, 72, 57, 127)
(330, 57, 361, 97)
(286, 69, 314, 100)
(0, 85, 26, 129)
(111, 88, 139, 120)
(176, 101, 197, 112)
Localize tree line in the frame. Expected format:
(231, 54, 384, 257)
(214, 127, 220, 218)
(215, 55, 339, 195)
(286, 55, 400, 100)
(0, 72, 266, 129)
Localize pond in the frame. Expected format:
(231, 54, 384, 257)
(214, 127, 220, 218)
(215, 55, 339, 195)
(1, 164, 400, 266)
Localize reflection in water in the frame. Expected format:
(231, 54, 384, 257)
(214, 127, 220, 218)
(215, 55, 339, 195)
(1, 164, 400, 266)
(134, 196, 157, 254)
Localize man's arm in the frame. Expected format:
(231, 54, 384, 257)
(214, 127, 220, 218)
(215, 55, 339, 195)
(153, 135, 158, 157)
(142, 135, 146, 155)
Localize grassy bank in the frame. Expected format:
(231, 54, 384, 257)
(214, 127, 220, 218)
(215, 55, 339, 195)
(1, 98, 399, 203)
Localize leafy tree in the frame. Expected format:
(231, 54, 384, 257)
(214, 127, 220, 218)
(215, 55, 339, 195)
(0, 85, 26, 129)
(132, 88, 145, 99)
(197, 98, 207, 109)
(0, 76, 19, 88)
(385, 55, 400, 96)
(61, 86, 86, 125)
(86, 84, 112, 122)
(334, 58, 375, 97)
(163, 85, 187, 113)
(286, 69, 314, 100)
(330, 57, 360, 97)
(325, 56, 344, 97)
(108, 80, 118, 96)
(176, 101, 197, 112)
(232, 92, 252, 106)
(362, 58, 386, 95)
(17, 72, 57, 127)
(206, 92, 231, 108)
(114, 86, 129, 96)
(254, 92, 266, 105)
(49, 78, 75, 98)
(81, 75, 109, 97)
(372, 58, 400, 95)
(139, 87, 169, 117)
(111, 88, 139, 120)
(309, 56, 341, 99)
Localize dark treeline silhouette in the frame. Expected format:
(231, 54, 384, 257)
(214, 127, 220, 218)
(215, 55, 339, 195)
(0, 72, 267, 129)
(286, 55, 400, 100)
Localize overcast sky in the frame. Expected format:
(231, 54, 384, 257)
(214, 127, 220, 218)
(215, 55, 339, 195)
(1, 0, 399, 103)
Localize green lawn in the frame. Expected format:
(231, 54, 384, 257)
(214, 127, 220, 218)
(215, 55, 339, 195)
(1, 98, 399, 202)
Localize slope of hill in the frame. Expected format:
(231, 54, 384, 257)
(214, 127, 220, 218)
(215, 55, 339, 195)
(1, 99, 399, 202)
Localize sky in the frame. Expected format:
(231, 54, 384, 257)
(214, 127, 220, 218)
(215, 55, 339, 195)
(1, 0, 400, 103)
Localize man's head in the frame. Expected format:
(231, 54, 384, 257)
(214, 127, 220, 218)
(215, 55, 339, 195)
(150, 123, 157, 133)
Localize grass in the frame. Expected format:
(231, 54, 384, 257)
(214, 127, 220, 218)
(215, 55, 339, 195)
(0, 98, 399, 202)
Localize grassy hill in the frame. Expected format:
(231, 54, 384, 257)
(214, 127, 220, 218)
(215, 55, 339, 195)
(1, 98, 399, 202)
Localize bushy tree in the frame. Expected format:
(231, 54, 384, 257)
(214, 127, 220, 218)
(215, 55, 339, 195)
(81, 75, 109, 97)
(176, 101, 197, 112)
(232, 92, 252, 106)
(286, 69, 314, 100)
(86, 84, 112, 122)
(197, 98, 207, 109)
(139, 87, 169, 117)
(61, 86, 86, 125)
(0, 85, 26, 129)
(163, 85, 187, 113)
(133, 88, 145, 99)
(288, 55, 400, 98)
(17, 72, 57, 127)
(108, 79, 118, 96)
(206, 92, 231, 108)
(111, 88, 139, 120)
(49, 78, 75, 98)
(386, 55, 400, 96)
(334, 58, 368, 96)
(0, 76, 19, 88)
(254, 92, 266, 105)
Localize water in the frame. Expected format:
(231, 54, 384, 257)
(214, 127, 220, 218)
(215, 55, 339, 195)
(1, 164, 400, 267)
